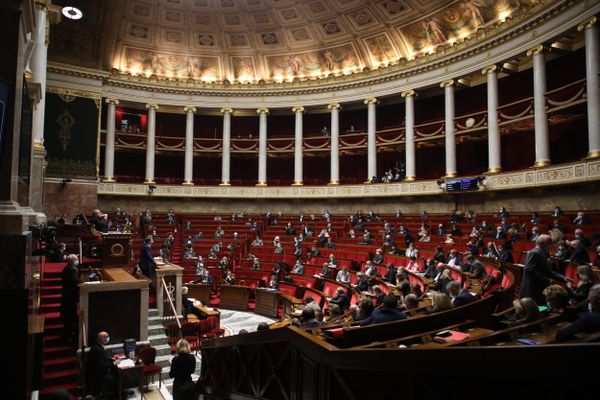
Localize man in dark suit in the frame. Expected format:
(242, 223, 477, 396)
(521, 235, 566, 305)
(566, 240, 590, 265)
(328, 287, 349, 313)
(91, 209, 109, 233)
(447, 280, 474, 307)
(300, 307, 323, 329)
(61, 254, 80, 344)
(461, 254, 487, 279)
(361, 295, 406, 325)
(556, 284, 600, 341)
(86, 331, 117, 397)
(138, 238, 156, 278)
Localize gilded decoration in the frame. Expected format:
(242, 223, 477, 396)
(56, 109, 75, 151)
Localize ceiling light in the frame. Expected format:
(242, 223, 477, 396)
(62, 6, 83, 20)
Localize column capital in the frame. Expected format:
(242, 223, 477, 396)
(220, 107, 233, 114)
(146, 103, 159, 110)
(292, 106, 305, 113)
(440, 79, 455, 88)
(481, 65, 498, 75)
(184, 105, 197, 113)
(105, 98, 119, 105)
(35, 0, 48, 11)
(578, 16, 597, 31)
(526, 44, 546, 57)
(327, 103, 341, 111)
(364, 97, 378, 105)
(256, 107, 270, 115)
(401, 90, 415, 98)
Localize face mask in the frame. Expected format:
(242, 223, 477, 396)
(589, 303, 593, 313)
(103, 337, 110, 345)
(73, 261, 79, 267)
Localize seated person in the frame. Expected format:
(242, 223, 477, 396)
(384, 264, 397, 283)
(446, 250, 461, 267)
(183, 245, 196, 260)
(483, 242, 499, 258)
(355, 271, 369, 292)
(498, 243, 514, 263)
(444, 234, 455, 245)
(91, 209, 109, 233)
(360, 295, 406, 325)
(566, 240, 590, 265)
(405, 256, 420, 273)
(86, 331, 117, 397)
(447, 281, 475, 307)
(327, 254, 337, 267)
(358, 229, 372, 245)
(211, 242, 221, 253)
(251, 236, 263, 247)
(510, 297, 541, 326)
(181, 286, 205, 320)
(284, 222, 296, 235)
(251, 258, 261, 270)
(300, 307, 323, 329)
(423, 258, 437, 279)
(274, 243, 284, 254)
(307, 246, 321, 259)
(292, 260, 304, 275)
(303, 296, 322, 314)
(224, 270, 235, 285)
(372, 249, 384, 265)
(403, 293, 420, 313)
(268, 274, 279, 289)
(418, 230, 431, 242)
(328, 287, 349, 313)
(372, 285, 385, 307)
(336, 266, 350, 284)
(405, 242, 419, 258)
(433, 266, 452, 294)
(319, 263, 331, 279)
(461, 253, 487, 279)
(218, 256, 229, 269)
(325, 238, 336, 249)
(556, 284, 600, 341)
(568, 265, 596, 303)
(429, 292, 453, 313)
(256, 322, 270, 331)
(207, 250, 217, 259)
(574, 228, 592, 248)
(364, 261, 378, 277)
(573, 211, 589, 225)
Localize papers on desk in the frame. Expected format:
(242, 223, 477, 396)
(83, 281, 102, 285)
(433, 330, 470, 342)
(117, 359, 135, 369)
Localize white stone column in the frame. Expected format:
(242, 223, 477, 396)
(579, 17, 600, 158)
(29, 2, 50, 212)
(483, 66, 502, 173)
(256, 108, 269, 186)
(364, 98, 378, 182)
(327, 103, 341, 185)
(144, 104, 159, 184)
(220, 108, 232, 186)
(183, 106, 196, 185)
(402, 90, 416, 181)
(441, 80, 457, 177)
(292, 106, 305, 185)
(527, 45, 551, 167)
(103, 98, 119, 182)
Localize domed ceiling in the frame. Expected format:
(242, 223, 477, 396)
(49, 0, 541, 84)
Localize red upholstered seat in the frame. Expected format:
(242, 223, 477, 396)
(138, 346, 163, 389)
(198, 319, 216, 339)
(165, 322, 181, 346)
(181, 322, 201, 353)
(208, 316, 225, 337)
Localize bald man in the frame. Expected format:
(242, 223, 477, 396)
(86, 331, 117, 396)
(521, 234, 567, 304)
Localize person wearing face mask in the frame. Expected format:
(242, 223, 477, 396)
(86, 331, 118, 397)
(521, 235, 567, 305)
(556, 284, 600, 341)
(60, 254, 80, 344)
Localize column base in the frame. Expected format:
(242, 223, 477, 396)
(143, 179, 156, 184)
(219, 181, 231, 186)
(182, 180, 194, 186)
(364, 179, 373, 184)
(404, 176, 416, 182)
(585, 150, 600, 159)
(103, 177, 116, 183)
(442, 172, 457, 178)
(256, 181, 267, 187)
(532, 160, 551, 168)
(292, 181, 303, 186)
(486, 167, 502, 174)
(328, 180, 339, 185)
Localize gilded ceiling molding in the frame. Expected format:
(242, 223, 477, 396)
(327, 103, 341, 110)
(401, 90, 415, 97)
(183, 105, 196, 113)
(292, 106, 305, 113)
(577, 16, 597, 31)
(481, 65, 498, 75)
(440, 79, 455, 88)
(47, 85, 102, 100)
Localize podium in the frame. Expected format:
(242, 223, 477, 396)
(155, 262, 184, 318)
(255, 289, 280, 318)
(101, 232, 133, 268)
(79, 268, 149, 346)
(186, 284, 212, 305)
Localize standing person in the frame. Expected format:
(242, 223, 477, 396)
(171, 339, 196, 400)
(138, 238, 157, 278)
(521, 234, 566, 305)
(60, 254, 80, 344)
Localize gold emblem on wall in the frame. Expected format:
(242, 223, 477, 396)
(57, 109, 76, 151)
(110, 243, 125, 257)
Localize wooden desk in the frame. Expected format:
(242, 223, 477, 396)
(193, 304, 221, 328)
(116, 363, 144, 400)
(219, 285, 251, 311)
(502, 322, 570, 346)
(255, 289, 280, 318)
(79, 268, 149, 346)
(410, 327, 494, 349)
(186, 284, 211, 305)
(281, 294, 304, 318)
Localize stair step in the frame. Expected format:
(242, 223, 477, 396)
(43, 356, 78, 372)
(42, 368, 79, 386)
(40, 381, 80, 396)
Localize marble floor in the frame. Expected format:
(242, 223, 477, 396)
(153, 309, 278, 399)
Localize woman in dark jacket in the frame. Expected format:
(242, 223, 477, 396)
(170, 339, 196, 400)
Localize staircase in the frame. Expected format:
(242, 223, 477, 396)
(147, 309, 174, 382)
(39, 263, 80, 398)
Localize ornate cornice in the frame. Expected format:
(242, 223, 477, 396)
(440, 79, 455, 88)
(526, 44, 546, 57)
(46, 0, 588, 101)
(47, 85, 102, 100)
(97, 159, 600, 200)
(578, 16, 597, 31)
(482, 65, 498, 75)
